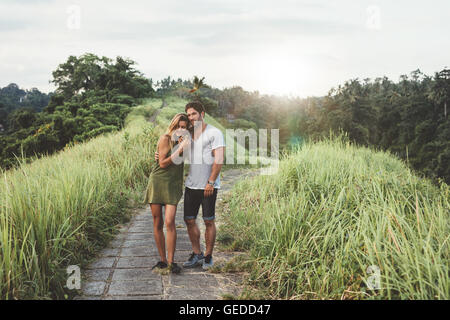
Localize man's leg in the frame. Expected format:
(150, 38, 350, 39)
(185, 219, 201, 254)
(202, 188, 218, 258)
(183, 187, 202, 254)
(204, 219, 216, 257)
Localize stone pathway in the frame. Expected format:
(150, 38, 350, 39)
(74, 168, 260, 300)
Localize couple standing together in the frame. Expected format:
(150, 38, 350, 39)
(143, 101, 225, 274)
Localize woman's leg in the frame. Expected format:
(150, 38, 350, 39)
(164, 204, 177, 264)
(150, 204, 167, 263)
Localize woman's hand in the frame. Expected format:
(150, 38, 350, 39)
(178, 135, 191, 150)
(155, 134, 189, 163)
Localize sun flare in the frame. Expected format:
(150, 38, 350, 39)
(252, 51, 310, 97)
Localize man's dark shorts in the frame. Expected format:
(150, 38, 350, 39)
(184, 187, 218, 221)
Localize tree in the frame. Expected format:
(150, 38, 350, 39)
(50, 53, 153, 102)
(189, 76, 208, 93)
(7, 108, 37, 131)
(428, 68, 450, 118)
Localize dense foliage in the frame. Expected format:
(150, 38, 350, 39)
(293, 69, 450, 185)
(1, 60, 448, 184)
(0, 83, 51, 130)
(0, 53, 154, 169)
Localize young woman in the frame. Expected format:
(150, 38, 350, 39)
(143, 113, 192, 274)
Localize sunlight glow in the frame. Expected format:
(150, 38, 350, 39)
(251, 49, 311, 97)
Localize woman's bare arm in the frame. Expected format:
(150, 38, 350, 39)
(157, 135, 186, 168)
(157, 135, 172, 169)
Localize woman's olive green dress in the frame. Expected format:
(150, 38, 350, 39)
(143, 142, 184, 205)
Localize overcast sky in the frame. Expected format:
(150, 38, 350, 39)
(1, 0, 449, 97)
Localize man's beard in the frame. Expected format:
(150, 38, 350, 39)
(192, 119, 202, 128)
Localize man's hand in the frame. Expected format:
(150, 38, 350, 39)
(204, 184, 214, 197)
(154, 151, 159, 162)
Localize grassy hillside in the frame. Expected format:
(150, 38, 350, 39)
(0, 100, 161, 299)
(5, 94, 443, 300)
(0, 95, 259, 299)
(218, 133, 449, 300)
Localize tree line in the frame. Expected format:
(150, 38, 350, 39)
(1, 53, 448, 185)
(155, 69, 449, 185)
(293, 69, 449, 185)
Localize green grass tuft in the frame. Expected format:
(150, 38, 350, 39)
(219, 133, 449, 300)
(0, 103, 159, 299)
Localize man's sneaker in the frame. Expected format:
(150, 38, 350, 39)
(183, 252, 205, 268)
(169, 263, 182, 274)
(202, 255, 214, 270)
(151, 261, 168, 270)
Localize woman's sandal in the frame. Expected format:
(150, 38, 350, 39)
(151, 261, 168, 270)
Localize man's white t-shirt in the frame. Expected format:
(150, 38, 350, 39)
(185, 123, 225, 189)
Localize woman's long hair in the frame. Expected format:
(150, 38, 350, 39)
(165, 113, 191, 149)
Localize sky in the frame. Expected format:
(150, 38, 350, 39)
(0, 0, 449, 97)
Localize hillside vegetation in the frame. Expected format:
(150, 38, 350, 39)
(0, 99, 160, 299)
(0, 95, 260, 299)
(219, 133, 449, 299)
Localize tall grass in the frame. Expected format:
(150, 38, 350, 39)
(219, 133, 449, 299)
(0, 102, 160, 299)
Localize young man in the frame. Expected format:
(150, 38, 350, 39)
(181, 101, 226, 270)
